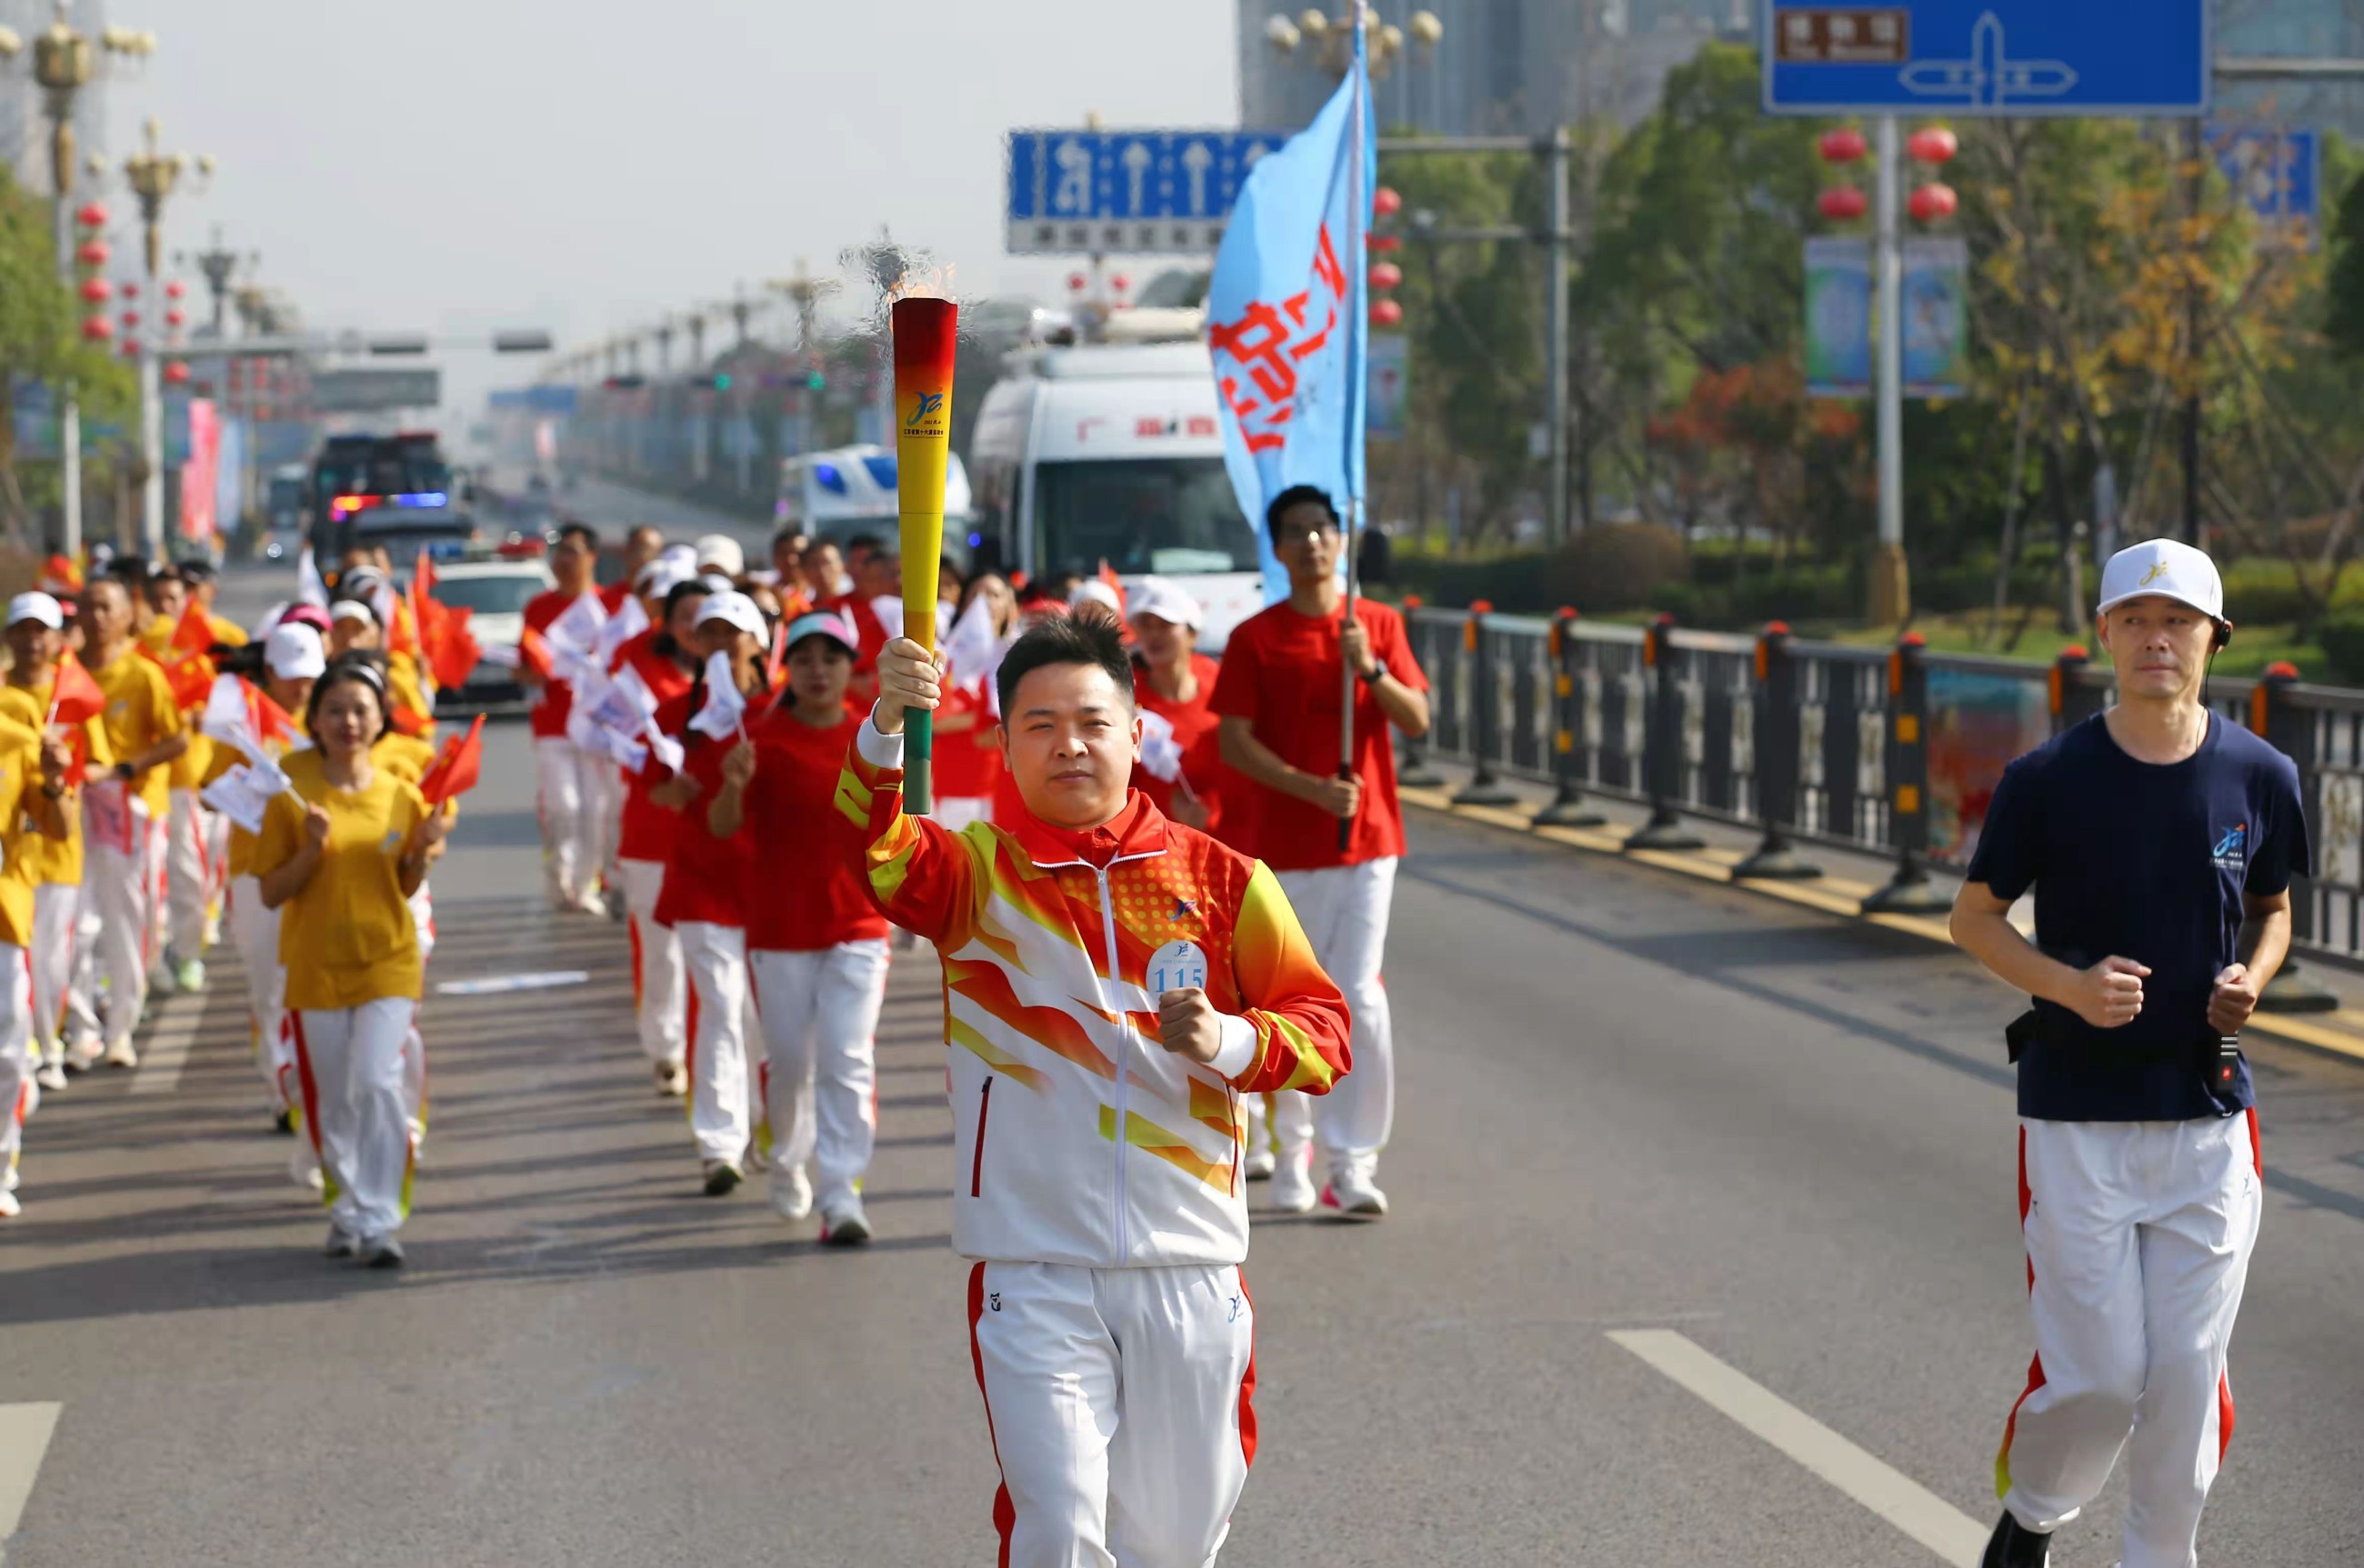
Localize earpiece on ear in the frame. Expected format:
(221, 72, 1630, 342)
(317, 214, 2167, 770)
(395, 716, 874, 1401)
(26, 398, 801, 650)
(2215, 620, 2234, 651)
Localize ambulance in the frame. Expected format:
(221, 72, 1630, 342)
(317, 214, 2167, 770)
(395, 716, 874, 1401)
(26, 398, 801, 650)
(966, 310, 1264, 651)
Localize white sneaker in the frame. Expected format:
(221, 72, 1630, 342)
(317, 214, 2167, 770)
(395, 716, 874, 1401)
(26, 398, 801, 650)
(3, 1163, 18, 1192)
(64, 1035, 103, 1072)
(0, 1189, 20, 1218)
(35, 1059, 67, 1092)
(104, 1037, 138, 1069)
(820, 1195, 872, 1245)
(770, 1165, 814, 1222)
(1267, 1147, 1317, 1214)
(570, 889, 607, 917)
(357, 1234, 406, 1269)
(1242, 1141, 1277, 1181)
(1323, 1170, 1389, 1220)
(324, 1223, 357, 1258)
(291, 1147, 324, 1193)
(175, 958, 206, 994)
(654, 1061, 687, 1097)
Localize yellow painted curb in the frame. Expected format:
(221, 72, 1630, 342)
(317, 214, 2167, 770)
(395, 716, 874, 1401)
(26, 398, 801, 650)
(1405, 787, 2364, 1070)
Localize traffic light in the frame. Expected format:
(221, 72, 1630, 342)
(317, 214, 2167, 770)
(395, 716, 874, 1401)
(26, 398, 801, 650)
(806, 367, 826, 394)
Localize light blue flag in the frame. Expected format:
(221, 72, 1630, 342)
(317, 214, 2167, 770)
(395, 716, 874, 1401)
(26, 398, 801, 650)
(1207, 41, 1372, 602)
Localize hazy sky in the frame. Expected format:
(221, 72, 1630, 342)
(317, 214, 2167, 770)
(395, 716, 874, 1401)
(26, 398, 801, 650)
(112, 0, 1241, 409)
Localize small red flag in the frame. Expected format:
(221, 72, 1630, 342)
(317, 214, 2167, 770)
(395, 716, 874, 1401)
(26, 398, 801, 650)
(516, 625, 555, 682)
(139, 643, 215, 710)
(48, 652, 106, 728)
(171, 604, 215, 658)
(250, 686, 296, 744)
(41, 554, 84, 594)
(764, 618, 788, 688)
(387, 702, 431, 738)
(428, 604, 483, 692)
(418, 714, 485, 806)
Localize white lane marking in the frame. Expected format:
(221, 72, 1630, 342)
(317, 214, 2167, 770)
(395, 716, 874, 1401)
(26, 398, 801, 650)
(128, 994, 205, 1096)
(435, 970, 590, 996)
(1608, 1329, 1986, 1566)
(0, 1402, 62, 1548)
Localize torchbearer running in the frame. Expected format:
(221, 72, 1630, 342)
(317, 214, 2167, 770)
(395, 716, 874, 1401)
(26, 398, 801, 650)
(855, 617, 1350, 1568)
(1951, 540, 2301, 1568)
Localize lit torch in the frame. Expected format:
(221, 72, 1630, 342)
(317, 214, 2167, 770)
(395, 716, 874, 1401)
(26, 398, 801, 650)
(891, 295, 957, 814)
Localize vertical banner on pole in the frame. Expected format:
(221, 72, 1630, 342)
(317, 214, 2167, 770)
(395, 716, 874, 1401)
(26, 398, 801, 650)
(1803, 237, 1872, 398)
(891, 296, 958, 817)
(1901, 236, 1969, 397)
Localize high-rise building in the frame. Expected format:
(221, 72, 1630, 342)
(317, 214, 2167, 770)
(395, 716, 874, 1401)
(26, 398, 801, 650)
(0, 0, 113, 201)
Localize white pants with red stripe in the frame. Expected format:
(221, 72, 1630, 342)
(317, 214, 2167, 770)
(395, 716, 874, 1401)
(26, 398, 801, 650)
(85, 794, 158, 1048)
(1270, 857, 1396, 1183)
(294, 998, 416, 1240)
(30, 882, 78, 1059)
(165, 786, 213, 958)
(404, 885, 435, 1135)
(0, 944, 31, 1188)
(1999, 1114, 2263, 1568)
(969, 1260, 1257, 1568)
(590, 758, 625, 895)
(679, 920, 757, 1167)
(534, 737, 601, 904)
(751, 939, 888, 1211)
(619, 859, 686, 1067)
(225, 876, 294, 1114)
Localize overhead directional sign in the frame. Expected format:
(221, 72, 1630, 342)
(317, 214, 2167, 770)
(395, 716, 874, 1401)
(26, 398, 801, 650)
(1006, 129, 1287, 255)
(1762, 1, 2209, 117)
(2213, 125, 2320, 248)
(310, 367, 442, 414)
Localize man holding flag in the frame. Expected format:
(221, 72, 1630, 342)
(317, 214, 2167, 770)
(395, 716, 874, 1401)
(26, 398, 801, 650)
(1204, 16, 1429, 1221)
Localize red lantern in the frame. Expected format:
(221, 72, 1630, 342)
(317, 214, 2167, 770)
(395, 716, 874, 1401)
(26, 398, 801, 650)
(1369, 261, 1404, 291)
(1369, 299, 1404, 328)
(1818, 127, 1868, 165)
(1818, 185, 1868, 221)
(119, 340, 139, 357)
(1110, 273, 1130, 294)
(1367, 233, 1402, 253)
(120, 310, 141, 329)
(78, 277, 110, 303)
(1373, 185, 1402, 216)
(75, 239, 109, 267)
(165, 309, 186, 329)
(165, 280, 186, 300)
(119, 280, 139, 299)
(1907, 126, 1959, 165)
(1067, 273, 1087, 293)
(1908, 183, 1958, 222)
(81, 315, 113, 342)
(163, 361, 191, 386)
(75, 201, 107, 229)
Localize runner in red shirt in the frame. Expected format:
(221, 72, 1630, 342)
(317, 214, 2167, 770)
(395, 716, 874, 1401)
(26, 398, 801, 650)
(932, 572, 1019, 830)
(650, 590, 775, 1195)
(613, 578, 710, 1097)
(522, 523, 605, 911)
(708, 610, 888, 1241)
(824, 533, 899, 694)
(1126, 576, 1229, 844)
(1211, 484, 1430, 1219)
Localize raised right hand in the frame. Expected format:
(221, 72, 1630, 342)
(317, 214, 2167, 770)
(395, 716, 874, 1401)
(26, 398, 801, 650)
(2069, 955, 2149, 1029)
(302, 803, 333, 849)
(721, 739, 757, 789)
(1303, 771, 1362, 821)
(875, 637, 944, 735)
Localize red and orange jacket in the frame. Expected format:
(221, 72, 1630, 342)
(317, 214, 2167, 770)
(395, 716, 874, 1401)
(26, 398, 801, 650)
(842, 718, 1350, 1268)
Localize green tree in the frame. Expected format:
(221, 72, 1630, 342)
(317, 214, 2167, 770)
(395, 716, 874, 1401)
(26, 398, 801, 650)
(0, 166, 135, 548)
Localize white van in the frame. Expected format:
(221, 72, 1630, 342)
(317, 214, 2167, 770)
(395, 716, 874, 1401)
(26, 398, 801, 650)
(967, 333, 1264, 651)
(777, 444, 974, 560)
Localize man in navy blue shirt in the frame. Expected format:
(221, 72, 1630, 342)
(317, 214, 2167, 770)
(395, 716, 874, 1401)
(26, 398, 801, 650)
(1951, 539, 2304, 1568)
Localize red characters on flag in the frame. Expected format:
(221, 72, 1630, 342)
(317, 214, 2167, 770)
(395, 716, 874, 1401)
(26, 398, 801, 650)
(1207, 225, 1347, 454)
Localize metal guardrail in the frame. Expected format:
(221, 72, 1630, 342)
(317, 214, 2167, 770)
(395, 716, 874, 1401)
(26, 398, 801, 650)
(1403, 604, 2359, 1006)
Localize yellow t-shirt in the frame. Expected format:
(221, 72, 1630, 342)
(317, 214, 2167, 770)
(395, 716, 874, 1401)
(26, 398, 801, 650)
(253, 749, 427, 1011)
(373, 731, 435, 785)
(143, 618, 235, 793)
(92, 646, 185, 819)
(388, 651, 435, 743)
(0, 680, 112, 886)
(0, 715, 52, 948)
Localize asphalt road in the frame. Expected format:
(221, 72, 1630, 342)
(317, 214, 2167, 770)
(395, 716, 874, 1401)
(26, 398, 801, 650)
(3, 553, 2359, 1567)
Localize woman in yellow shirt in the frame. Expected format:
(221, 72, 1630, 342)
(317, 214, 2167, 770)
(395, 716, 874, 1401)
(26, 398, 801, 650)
(255, 654, 447, 1267)
(0, 711, 77, 1218)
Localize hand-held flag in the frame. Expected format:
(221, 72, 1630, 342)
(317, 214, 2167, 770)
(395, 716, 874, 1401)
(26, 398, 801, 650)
(419, 714, 486, 806)
(687, 651, 746, 742)
(47, 651, 107, 729)
(171, 604, 216, 658)
(892, 295, 957, 816)
(516, 626, 555, 683)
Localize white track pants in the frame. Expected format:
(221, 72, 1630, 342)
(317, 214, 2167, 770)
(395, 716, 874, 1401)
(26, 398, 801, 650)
(680, 921, 756, 1166)
(30, 883, 78, 1058)
(620, 859, 686, 1067)
(0, 944, 31, 1188)
(1271, 858, 1396, 1183)
(405, 886, 434, 1136)
(226, 876, 294, 1114)
(293, 998, 416, 1239)
(84, 794, 157, 1047)
(62, 904, 101, 1048)
(165, 787, 211, 957)
(968, 1260, 1257, 1568)
(1998, 1114, 2263, 1568)
(590, 759, 624, 892)
(533, 737, 600, 904)
(751, 940, 887, 1211)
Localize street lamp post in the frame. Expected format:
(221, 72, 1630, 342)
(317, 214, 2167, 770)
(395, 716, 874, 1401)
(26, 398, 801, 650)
(119, 115, 212, 558)
(0, 4, 155, 559)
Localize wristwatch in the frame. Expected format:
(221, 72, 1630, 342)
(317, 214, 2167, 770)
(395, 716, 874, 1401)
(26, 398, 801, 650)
(112, 761, 135, 783)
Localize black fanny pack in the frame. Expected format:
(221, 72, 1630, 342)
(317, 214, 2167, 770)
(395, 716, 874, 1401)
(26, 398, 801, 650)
(2002, 1004, 2243, 1099)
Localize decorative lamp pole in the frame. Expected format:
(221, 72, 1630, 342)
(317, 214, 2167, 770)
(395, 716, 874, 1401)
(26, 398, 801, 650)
(119, 115, 213, 556)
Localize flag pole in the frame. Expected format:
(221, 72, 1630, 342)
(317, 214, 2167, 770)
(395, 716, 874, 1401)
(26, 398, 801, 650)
(1338, 5, 1370, 853)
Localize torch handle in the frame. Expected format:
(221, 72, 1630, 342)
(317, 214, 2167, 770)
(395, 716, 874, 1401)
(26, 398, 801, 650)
(905, 707, 935, 817)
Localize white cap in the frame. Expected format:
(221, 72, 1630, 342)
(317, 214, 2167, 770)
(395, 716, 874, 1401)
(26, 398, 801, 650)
(635, 555, 696, 596)
(694, 534, 746, 578)
(2096, 538, 2225, 623)
(697, 572, 738, 595)
(5, 592, 62, 630)
(1124, 574, 1202, 632)
(329, 599, 377, 625)
(696, 590, 766, 639)
(1070, 578, 1124, 614)
(264, 622, 327, 682)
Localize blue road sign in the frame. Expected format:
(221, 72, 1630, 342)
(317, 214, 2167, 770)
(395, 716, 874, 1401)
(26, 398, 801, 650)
(1763, 2, 2209, 117)
(2212, 125, 2320, 247)
(1007, 129, 1288, 255)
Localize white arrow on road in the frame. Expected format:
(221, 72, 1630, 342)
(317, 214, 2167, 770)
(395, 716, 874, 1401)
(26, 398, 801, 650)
(1121, 141, 1153, 213)
(1180, 140, 1214, 215)
(0, 1403, 62, 1553)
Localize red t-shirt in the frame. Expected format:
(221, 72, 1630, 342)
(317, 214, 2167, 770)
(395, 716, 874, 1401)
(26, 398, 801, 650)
(929, 683, 1002, 802)
(613, 633, 700, 864)
(1132, 652, 1228, 841)
(599, 579, 634, 616)
(523, 589, 595, 740)
(1207, 598, 1427, 871)
(741, 708, 888, 952)
(653, 691, 750, 930)
(824, 594, 890, 676)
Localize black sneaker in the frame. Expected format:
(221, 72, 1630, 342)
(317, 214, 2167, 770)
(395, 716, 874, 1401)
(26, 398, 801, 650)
(275, 1109, 297, 1136)
(1981, 1511, 2049, 1568)
(702, 1162, 743, 1197)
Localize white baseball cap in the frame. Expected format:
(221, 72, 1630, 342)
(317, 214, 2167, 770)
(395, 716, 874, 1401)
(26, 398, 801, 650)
(329, 599, 378, 626)
(635, 555, 695, 596)
(6, 592, 62, 630)
(696, 590, 767, 639)
(1125, 574, 1202, 632)
(695, 534, 746, 578)
(1070, 578, 1124, 614)
(264, 622, 327, 682)
(2096, 538, 2225, 623)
